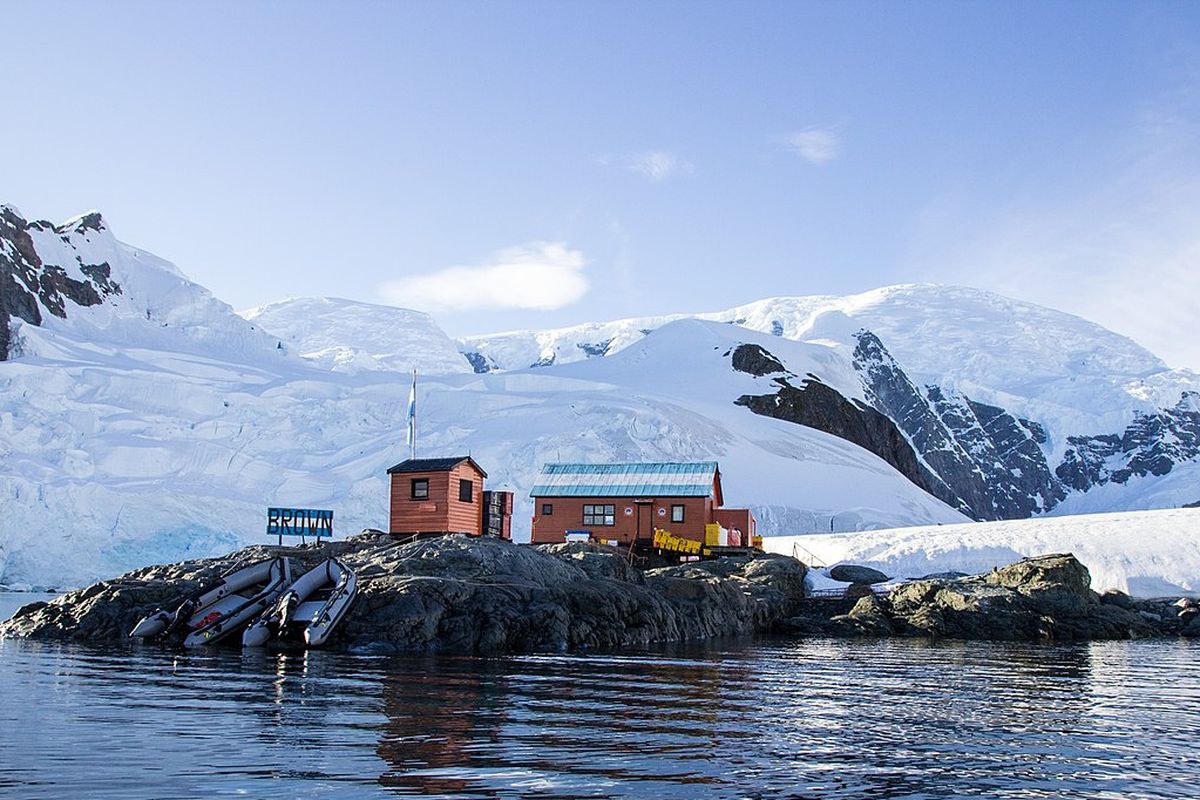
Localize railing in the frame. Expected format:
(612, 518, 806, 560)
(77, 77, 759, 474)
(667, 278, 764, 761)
(792, 542, 827, 569)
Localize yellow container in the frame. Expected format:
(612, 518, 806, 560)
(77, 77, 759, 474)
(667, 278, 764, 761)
(705, 523, 721, 547)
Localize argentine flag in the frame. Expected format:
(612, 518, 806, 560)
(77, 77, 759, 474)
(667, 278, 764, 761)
(404, 370, 416, 450)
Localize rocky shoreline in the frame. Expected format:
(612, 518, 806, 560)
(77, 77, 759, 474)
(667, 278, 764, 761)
(788, 553, 1200, 641)
(1, 537, 1196, 653)
(0, 534, 808, 653)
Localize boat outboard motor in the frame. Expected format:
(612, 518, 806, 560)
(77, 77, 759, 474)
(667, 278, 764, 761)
(130, 596, 198, 640)
(242, 591, 298, 647)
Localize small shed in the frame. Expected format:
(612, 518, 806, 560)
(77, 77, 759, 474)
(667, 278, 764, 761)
(387, 456, 487, 536)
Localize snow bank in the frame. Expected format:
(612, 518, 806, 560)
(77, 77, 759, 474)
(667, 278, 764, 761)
(764, 508, 1200, 597)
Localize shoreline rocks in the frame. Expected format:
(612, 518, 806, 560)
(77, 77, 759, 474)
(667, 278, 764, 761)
(788, 554, 1197, 642)
(0, 534, 808, 654)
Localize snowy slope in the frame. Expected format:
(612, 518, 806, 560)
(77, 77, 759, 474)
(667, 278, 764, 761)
(462, 284, 1194, 443)
(8, 209, 289, 365)
(764, 508, 1200, 597)
(243, 297, 472, 375)
(0, 316, 966, 589)
(1, 209, 968, 589)
(461, 285, 1200, 518)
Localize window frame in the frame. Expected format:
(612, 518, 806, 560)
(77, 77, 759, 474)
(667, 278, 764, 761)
(411, 478, 429, 500)
(541, 503, 553, 516)
(582, 503, 616, 527)
(459, 479, 474, 503)
(671, 504, 685, 523)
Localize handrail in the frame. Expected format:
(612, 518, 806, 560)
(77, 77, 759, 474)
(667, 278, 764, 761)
(791, 542, 827, 569)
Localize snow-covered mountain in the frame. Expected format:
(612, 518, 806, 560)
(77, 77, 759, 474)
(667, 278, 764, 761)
(243, 297, 472, 375)
(461, 286, 1200, 519)
(0, 205, 288, 364)
(2, 205, 1198, 589)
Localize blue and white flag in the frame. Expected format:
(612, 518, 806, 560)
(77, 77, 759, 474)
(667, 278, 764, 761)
(404, 370, 416, 453)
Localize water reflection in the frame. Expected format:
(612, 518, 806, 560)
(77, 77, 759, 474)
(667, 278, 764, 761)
(0, 635, 1197, 799)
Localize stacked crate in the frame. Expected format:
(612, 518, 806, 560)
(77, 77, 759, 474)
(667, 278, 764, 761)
(482, 490, 513, 539)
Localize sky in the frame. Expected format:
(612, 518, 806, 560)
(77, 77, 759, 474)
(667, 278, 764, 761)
(3, 1, 1200, 368)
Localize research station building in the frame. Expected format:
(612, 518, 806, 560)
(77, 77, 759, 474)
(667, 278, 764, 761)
(386, 456, 512, 539)
(528, 461, 757, 548)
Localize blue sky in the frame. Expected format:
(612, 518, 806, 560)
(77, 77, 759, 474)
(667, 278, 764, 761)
(4, 1, 1200, 367)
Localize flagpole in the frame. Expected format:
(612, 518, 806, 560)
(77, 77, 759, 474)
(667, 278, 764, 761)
(410, 368, 417, 460)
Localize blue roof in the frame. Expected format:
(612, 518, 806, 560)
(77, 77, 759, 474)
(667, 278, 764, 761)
(529, 462, 720, 498)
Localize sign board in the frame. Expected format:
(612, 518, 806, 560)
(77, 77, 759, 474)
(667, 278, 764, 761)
(267, 508, 334, 540)
(565, 529, 591, 543)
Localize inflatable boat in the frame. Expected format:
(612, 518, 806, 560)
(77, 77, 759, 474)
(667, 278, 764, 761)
(130, 557, 292, 647)
(242, 558, 357, 648)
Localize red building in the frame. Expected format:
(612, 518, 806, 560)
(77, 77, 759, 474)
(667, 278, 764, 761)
(387, 456, 511, 538)
(528, 461, 757, 548)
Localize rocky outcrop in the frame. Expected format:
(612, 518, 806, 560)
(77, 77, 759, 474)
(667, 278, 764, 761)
(732, 348, 952, 505)
(0, 206, 122, 360)
(853, 331, 1065, 520)
(829, 564, 889, 584)
(1057, 392, 1200, 491)
(0, 534, 808, 654)
(787, 554, 1192, 642)
(730, 343, 786, 377)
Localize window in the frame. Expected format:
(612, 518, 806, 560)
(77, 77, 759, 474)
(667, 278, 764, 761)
(459, 479, 474, 503)
(671, 504, 685, 523)
(541, 503, 553, 516)
(411, 478, 429, 500)
(583, 504, 615, 526)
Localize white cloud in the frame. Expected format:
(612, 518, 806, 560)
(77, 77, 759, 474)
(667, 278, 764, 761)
(782, 126, 841, 164)
(380, 242, 588, 312)
(596, 150, 692, 181)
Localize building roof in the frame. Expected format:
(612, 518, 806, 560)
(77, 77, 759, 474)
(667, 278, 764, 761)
(386, 456, 488, 478)
(530, 462, 721, 500)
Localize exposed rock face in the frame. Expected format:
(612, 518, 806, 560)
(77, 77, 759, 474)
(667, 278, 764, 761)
(462, 351, 494, 373)
(733, 357, 951, 505)
(0, 206, 122, 360)
(1057, 392, 1200, 491)
(730, 343, 786, 377)
(787, 554, 1191, 642)
(0, 535, 808, 654)
(852, 331, 1065, 520)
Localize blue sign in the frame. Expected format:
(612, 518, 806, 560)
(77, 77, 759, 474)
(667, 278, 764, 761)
(267, 508, 334, 538)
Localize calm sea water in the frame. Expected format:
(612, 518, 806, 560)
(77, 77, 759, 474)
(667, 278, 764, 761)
(2, 592, 1199, 799)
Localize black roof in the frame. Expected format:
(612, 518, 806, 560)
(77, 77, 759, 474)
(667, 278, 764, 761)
(386, 456, 488, 478)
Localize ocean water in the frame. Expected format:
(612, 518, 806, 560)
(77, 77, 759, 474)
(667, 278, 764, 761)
(2, 594, 1198, 799)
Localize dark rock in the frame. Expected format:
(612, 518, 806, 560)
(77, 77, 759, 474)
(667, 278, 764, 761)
(1100, 589, 1136, 610)
(462, 351, 493, 373)
(0, 535, 808, 654)
(920, 571, 968, 580)
(1, 206, 122, 360)
(1057, 393, 1200, 493)
(845, 582, 875, 600)
(829, 564, 889, 584)
(576, 338, 615, 358)
(853, 330, 1065, 520)
(730, 343, 786, 376)
(792, 553, 1168, 642)
(1182, 616, 1200, 638)
(830, 594, 895, 637)
(735, 373, 948, 505)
